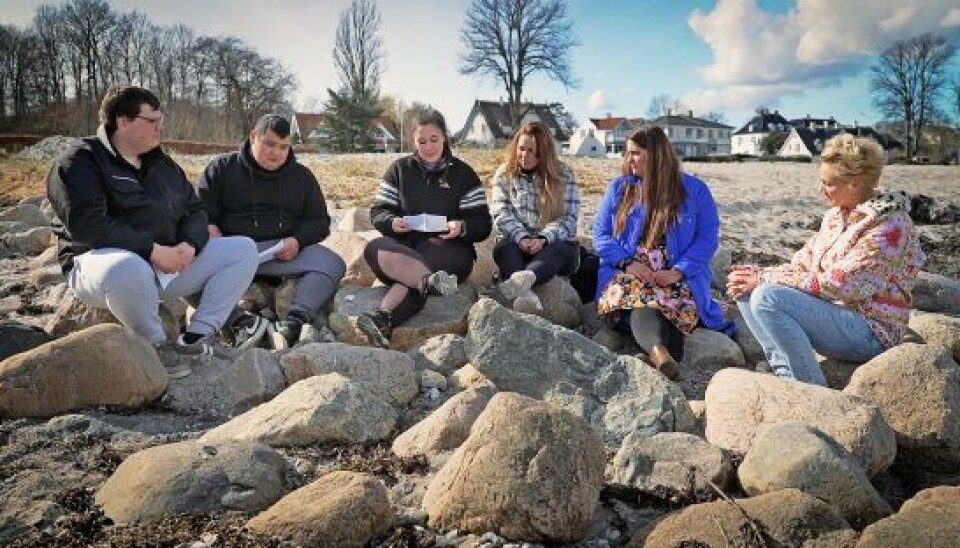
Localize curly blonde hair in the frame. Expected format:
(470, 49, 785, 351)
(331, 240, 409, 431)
(820, 134, 884, 191)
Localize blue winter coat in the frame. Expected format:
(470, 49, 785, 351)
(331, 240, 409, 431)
(592, 173, 735, 336)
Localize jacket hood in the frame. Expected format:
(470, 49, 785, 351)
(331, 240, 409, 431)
(238, 138, 297, 176)
(858, 190, 912, 218)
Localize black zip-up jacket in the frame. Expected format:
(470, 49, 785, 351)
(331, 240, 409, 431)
(46, 125, 208, 275)
(198, 140, 331, 247)
(370, 154, 492, 257)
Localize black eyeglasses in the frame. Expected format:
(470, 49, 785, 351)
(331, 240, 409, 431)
(135, 115, 164, 126)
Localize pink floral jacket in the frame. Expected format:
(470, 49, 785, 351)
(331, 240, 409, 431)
(760, 191, 925, 349)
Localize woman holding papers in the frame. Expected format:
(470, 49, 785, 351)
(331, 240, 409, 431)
(490, 121, 580, 313)
(359, 109, 492, 347)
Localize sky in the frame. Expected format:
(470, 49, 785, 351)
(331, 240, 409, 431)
(3, 0, 960, 132)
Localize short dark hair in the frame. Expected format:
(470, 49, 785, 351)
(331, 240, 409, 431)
(253, 114, 291, 139)
(410, 108, 452, 158)
(99, 86, 160, 133)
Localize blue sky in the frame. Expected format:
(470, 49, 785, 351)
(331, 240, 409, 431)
(3, 0, 959, 131)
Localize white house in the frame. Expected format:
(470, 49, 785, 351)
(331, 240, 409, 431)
(778, 126, 903, 159)
(566, 125, 606, 157)
(290, 112, 326, 144)
(731, 109, 791, 156)
(457, 100, 567, 147)
(654, 111, 733, 157)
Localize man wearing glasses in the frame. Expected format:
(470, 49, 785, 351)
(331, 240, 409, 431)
(46, 86, 263, 378)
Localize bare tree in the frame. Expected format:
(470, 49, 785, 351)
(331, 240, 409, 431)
(332, 0, 384, 97)
(870, 33, 956, 158)
(703, 111, 728, 124)
(646, 94, 688, 119)
(459, 0, 579, 128)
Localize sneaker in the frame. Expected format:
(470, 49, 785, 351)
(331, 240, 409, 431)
(422, 270, 459, 296)
(512, 289, 544, 315)
(152, 343, 192, 379)
(175, 333, 235, 360)
(498, 270, 536, 302)
(268, 315, 305, 350)
(230, 312, 268, 351)
(356, 310, 392, 349)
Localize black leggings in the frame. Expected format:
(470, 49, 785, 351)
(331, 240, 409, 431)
(363, 236, 474, 326)
(493, 239, 579, 285)
(625, 307, 685, 360)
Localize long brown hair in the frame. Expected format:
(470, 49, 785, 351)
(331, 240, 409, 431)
(504, 121, 565, 225)
(614, 126, 685, 248)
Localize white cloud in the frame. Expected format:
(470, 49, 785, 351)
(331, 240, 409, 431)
(943, 9, 960, 27)
(588, 89, 612, 111)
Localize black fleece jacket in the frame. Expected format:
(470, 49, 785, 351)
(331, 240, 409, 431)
(46, 126, 208, 275)
(198, 140, 331, 247)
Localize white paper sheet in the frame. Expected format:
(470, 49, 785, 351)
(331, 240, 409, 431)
(258, 240, 286, 264)
(402, 214, 448, 232)
(155, 270, 178, 289)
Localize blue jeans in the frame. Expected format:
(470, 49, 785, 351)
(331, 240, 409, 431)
(737, 283, 884, 386)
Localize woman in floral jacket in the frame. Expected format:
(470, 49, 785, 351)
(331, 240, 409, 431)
(728, 134, 924, 386)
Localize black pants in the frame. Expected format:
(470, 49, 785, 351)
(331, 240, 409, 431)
(493, 239, 579, 285)
(617, 307, 686, 360)
(364, 236, 474, 325)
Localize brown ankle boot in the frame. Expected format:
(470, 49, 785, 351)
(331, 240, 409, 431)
(648, 345, 681, 381)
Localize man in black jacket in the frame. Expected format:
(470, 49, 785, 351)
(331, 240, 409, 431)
(46, 86, 264, 378)
(198, 114, 345, 349)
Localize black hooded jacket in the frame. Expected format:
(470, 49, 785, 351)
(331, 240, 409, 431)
(46, 125, 209, 275)
(198, 140, 331, 247)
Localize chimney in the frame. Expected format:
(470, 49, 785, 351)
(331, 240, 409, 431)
(606, 112, 611, 119)
(688, 110, 693, 117)
(667, 108, 672, 116)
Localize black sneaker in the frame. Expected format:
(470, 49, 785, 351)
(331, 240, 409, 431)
(268, 315, 305, 350)
(175, 333, 235, 360)
(152, 343, 192, 379)
(230, 312, 268, 351)
(356, 310, 392, 348)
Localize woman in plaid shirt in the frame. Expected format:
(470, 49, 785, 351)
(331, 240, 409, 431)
(491, 121, 581, 313)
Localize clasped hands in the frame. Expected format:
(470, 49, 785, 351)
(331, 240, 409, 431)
(624, 261, 683, 287)
(150, 242, 196, 273)
(726, 265, 761, 299)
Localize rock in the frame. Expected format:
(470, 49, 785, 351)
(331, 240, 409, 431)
(447, 363, 492, 391)
(280, 342, 418, 406)
(704, 368, 896, 477)
(857, 485, 960, 547)
(28, 264, 63, 287)
(819, 354, 862, 390)
(422, 393, 605, 543)
(610, 432, 733, 494)
(45, 292, 181, 341)
(0, 324, 168, 418)
(3, 226, 55, 256)
(420, 369, 447, 392)
(682, 327, 746, 371)
(639, 488, 857, 547)
(330, 287, 472, 351)
(334, 207, 375, 232)
(393, 384, 497, 457)
(0, 221, 30, 235)
(709, 246, 732, 291)
(909, 310, 960, 361)
(913, 271, 960, 315)
(592, 326, 622, 351)
(0, 203, 48, 227)
(467, 298, 695, 448)
(247, 471, 394, 548)
(688, 400, 706, 436)
(844, 343, 960, 473)
(238, 281, 273, 314)
(738, 422, 891, 529)
(200, 374, 397, 446)
(323, 231, 376, 287)
(0, 320, 53, 362)
(95, 440, 291, 524)
(407, 334, 468, 375)
(0, 295, 22, 313)
(468, 235, 497, 287)
(272, 278, 297, 320)
(528, 276, 582, 327)
(218, 348, 286, 415)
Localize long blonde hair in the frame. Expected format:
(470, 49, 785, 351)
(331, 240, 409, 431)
(504, 121, 565, 225)
(614, 126, 685, 248)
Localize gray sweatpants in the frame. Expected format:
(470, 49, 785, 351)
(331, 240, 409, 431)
(68, 236, 259, 344)
(251, 240, 346, 321)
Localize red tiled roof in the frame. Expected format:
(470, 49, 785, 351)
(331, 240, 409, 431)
(292, 112, 325, 136)
(590, 117, 627, 130)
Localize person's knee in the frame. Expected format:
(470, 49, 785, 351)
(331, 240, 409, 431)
(749, 282, 785, 314)
(100, 253, 155, 295)
(363, 237, 391, 266)
(206, 236, 258, 267)
(302, 243, 347, 281)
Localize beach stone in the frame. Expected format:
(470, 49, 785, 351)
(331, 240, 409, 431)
(407, 334, 468, 375)
(330, 286, 472, 351)
(272, 279, 297, 320)
(531, 276, 582, 327)
(218, 348, 286, 415)
(3, 226, 55, 256)
(639, 488, 857, 548)
(45, 292, 181, 341)
(688, 400, 706, 436)
(238, 281, 273, 313)
(610, 432, 733, 494)
(333, 207, 375, 233)
(844, 343, 960, 473)
(279, 342, 418, 406)
(913, 271, 960, 315)
(393, 384, 496, 458)
(709, 246, 732, 291)
(857, 486, 960, 547)
(247, 471, 394, 548)
(592, 325, 623, 351)
(909, 310, 960, 361)
(31, 244, 59, 267)
(704, 368, 896, 477)
(0, 324, 167, 418)
(818, 354, 863, 390)
(467, 298, 695, 448)
(420, 369, 447, 391)
(0, 320, 54, 361)
(200, 374, 397, 446)
(0, 221, 30, 235)
(468, 235, 497, 287)
(682, 327, 746, 371)
(28, 264, 63, 287)
(738, 422, 891, 529)
(323, 231, 375, 287)
(447, 363, 492, 391)
(0, 203, 47, 227)
(96, 440, 291, 524)
(422, 392, 605, 543)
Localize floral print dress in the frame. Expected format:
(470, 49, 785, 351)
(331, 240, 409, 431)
(597, 242, 699, 334)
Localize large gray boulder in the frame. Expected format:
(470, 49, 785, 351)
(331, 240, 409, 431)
(529, 276, 582, 327)
(704, 368, 896, 477)
(738, 422, 891, 529)
(609, 432, 733, 494)
(844, 343, 960, 473)
(217, 348, 286, 415)
(95, 440, 291, 524)
(909, 310, 960, 361)
(467, 298, 695, 448)
(913, 271, 960, 315)
(45, 292, 181, 341)
(857, 486, 960, 547)
(322, 230, 376, 287)
(682, 327, 747, 372)
(0, 320, 53, 362)
(279, 342, 419, 406)
(1, 226, 54, 256)
(247, 471, 394, 548)
(392, 384, 497, 458)
(422, 392, 605, 543)
(407, 334, 469, 375)
(0, 324, 167, 418)
(200, 373, 397, 446)
(0, 203, 48, 227)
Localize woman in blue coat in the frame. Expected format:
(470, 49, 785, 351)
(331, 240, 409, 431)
(593, 126, 734, 380)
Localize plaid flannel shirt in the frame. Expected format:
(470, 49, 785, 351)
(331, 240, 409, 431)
(491, 163, 580, 244)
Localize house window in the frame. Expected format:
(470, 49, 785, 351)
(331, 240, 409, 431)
(685, 128, 693, 138)
(708, 129, 714, 139)
(697, 129, 704, 138)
